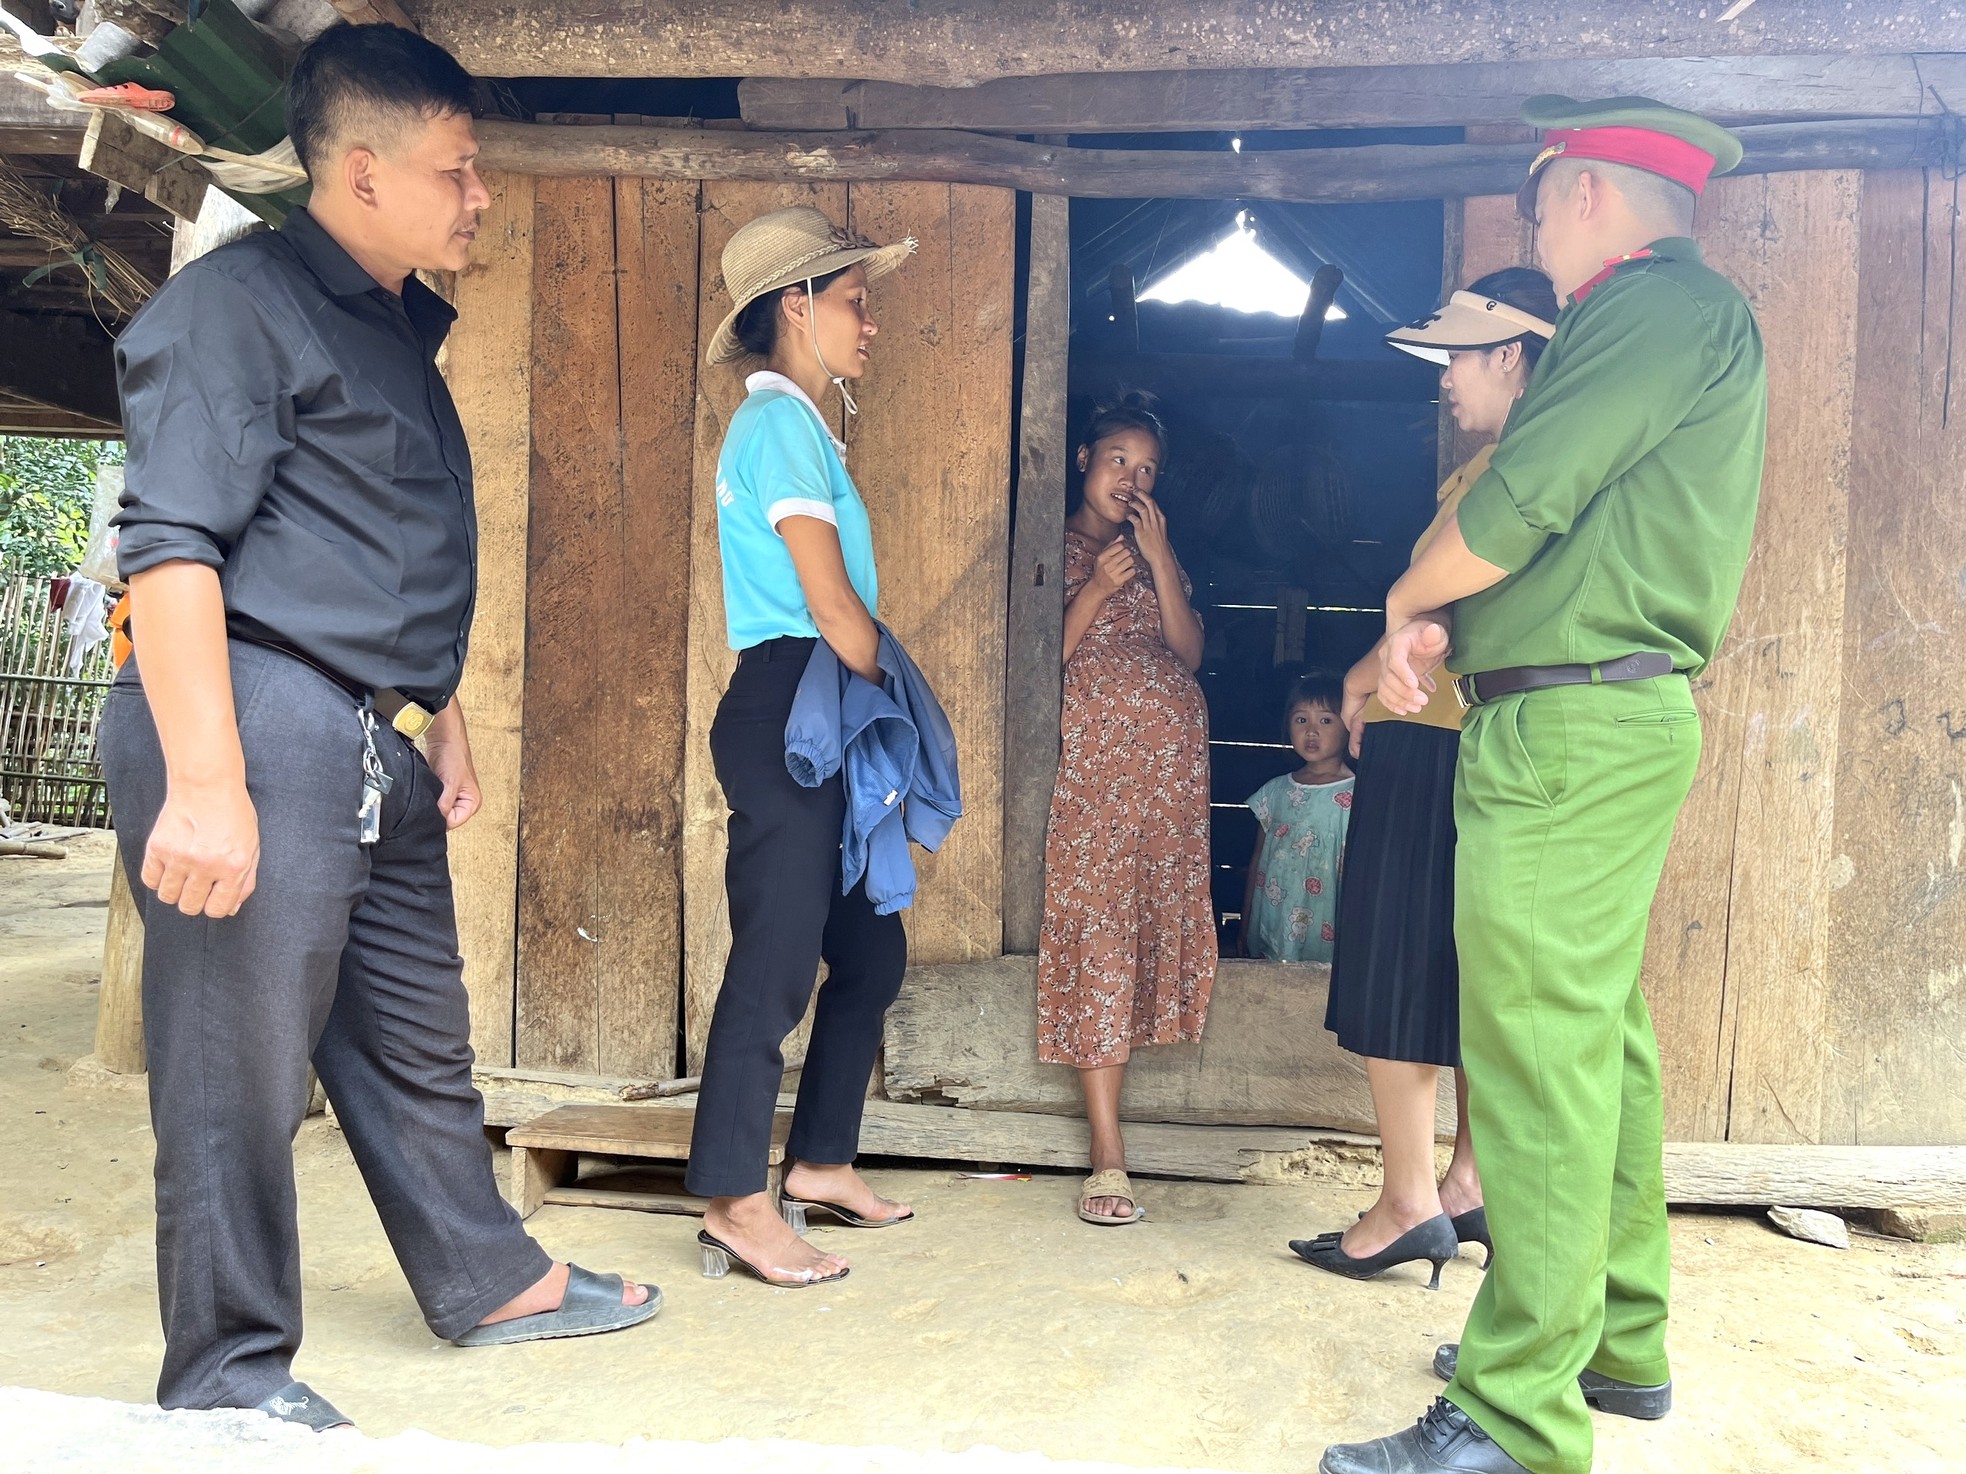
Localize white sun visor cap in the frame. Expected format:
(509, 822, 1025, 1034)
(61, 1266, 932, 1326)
(1384, 290, 1557, 366)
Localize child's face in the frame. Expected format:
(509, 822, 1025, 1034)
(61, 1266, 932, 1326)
(1289, 701, 1346, 766)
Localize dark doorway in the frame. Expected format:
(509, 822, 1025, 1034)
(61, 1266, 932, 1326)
(1061, 167, 1449, 949)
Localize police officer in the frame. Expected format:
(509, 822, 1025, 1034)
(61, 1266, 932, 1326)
(103, 25, 661, 1427)
(1321, 97, 1768, 1474)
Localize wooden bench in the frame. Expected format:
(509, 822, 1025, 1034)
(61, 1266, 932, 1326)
(504, 1103, 792, 1220)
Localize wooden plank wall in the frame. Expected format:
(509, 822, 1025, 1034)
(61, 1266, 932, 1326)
(679, 182, 1018, 1071)
(1453, 169, 1966, 1146)
(512, 174, 697, 1078)
(442, 169, 535, 1061)
(846, 183, 1017, 965)
(1829, 170, 1966, 1146)
(1686, 172, 1859, 1147)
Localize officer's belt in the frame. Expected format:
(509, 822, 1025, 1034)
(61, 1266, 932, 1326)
(1453, 651, 1675, 710)
(235, 636, 437, 740)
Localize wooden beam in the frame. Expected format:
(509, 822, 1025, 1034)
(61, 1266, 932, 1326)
(1001, 190, 1069, 956)
(78, 111, 210, 223)
(1073, 352, 1437, 405)
(475, 1078, 1966, 1208)
(0, 398, 119, 436)
(91, 862, 146, 1074)
(0, 309, 118, 425)
(476, 117, 1957, 206)
(883, 956, 1457, 1138)
(1660, 1144, 1966, 1211)
(329, 0, 418, 27)
(0, 73, 85, 153)
(421, 2, 1966, 86)
(1292, 263, 1344, 363)
(740, 54, 1966, 134)
(443, 171, 533, 1065)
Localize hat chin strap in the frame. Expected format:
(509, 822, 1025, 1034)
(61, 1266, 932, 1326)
(805, 276, 859, 417)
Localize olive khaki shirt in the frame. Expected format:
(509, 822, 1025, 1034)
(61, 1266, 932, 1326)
(1452, 238, 1767, 678)
(1361, 442, 1495, 731)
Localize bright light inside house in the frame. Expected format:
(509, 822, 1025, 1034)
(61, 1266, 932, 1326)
(1139, 213, 1346, 319)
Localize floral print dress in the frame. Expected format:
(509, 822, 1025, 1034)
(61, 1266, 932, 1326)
(1245, 773, 1355, 963)
(1037, 529, 1218, 1066)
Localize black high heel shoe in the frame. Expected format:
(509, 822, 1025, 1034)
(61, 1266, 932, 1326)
(1451, 1207, 1493, 1268)
(1290, 1213, 1460, 1290)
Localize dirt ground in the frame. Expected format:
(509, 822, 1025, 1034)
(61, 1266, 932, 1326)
(3, 834, 1964, 1474)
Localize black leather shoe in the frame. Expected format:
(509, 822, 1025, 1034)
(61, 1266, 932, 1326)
(1319, 1398, 1530, 1473)
(254, 1381, 354, 1432)
(1449, 1207, 1493, 1269)
(1434, 1343, 1673, 1420)
(1290, 1213, 1460, 1290)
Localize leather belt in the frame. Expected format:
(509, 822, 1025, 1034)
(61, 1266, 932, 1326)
(240, 637, 437, 740)
(1452, 651, 1676, 710)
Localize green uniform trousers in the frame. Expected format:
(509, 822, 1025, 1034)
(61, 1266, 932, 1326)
(1444, 675, 1701, 1474)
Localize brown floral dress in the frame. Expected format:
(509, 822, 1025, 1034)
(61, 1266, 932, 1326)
(1037, 529, 1218, 1066)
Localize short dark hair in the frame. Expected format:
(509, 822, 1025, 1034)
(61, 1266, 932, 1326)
(287, 23, 476, 178)
(1283, 672, 1344, 738)
(1465, 266, 1560, 371)
(732, 266, 853, 359)
(1079, 389, 1169, 464)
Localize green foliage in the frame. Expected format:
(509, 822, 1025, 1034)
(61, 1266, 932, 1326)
(0, 436, 124, 579)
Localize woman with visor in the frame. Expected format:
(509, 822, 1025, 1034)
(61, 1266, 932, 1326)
(1290, 268, 1559, 1288)
(687, 205, 919, 1288)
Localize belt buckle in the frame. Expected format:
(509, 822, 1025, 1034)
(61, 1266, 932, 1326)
(390, 702, 436, 740)
(1452, 674, 1476, 712)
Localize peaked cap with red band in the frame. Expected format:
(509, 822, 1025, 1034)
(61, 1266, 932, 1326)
(1515, 94, 1745, 220)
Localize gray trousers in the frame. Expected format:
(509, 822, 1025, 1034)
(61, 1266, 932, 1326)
(100, 641, 551, 1411)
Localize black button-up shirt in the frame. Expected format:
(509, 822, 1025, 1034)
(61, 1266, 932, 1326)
(114, 206, 477, 708)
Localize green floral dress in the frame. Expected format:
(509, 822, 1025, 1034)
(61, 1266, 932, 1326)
(1246, 773, 1354, 963)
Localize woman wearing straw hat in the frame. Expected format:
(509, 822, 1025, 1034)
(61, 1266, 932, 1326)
(686, 204, 917, 1287)
(1289, 268, 1557, 1289)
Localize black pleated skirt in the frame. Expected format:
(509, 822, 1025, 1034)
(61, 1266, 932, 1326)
(1325, 718, 1462, 1066)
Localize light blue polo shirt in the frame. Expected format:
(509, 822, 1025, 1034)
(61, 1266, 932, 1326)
(715, 372, 880, 651)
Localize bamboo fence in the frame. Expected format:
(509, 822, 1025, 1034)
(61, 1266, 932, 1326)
(0, 576, 116, 828)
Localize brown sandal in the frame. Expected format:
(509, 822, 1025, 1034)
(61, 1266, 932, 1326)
(1077, 1168, 1145, 1225)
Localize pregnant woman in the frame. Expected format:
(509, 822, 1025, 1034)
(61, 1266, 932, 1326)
(1038, 393, 1217, 1228)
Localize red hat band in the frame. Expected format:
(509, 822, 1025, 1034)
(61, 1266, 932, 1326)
(1541, 126, 1719, 196)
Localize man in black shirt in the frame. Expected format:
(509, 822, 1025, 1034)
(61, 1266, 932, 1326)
(104, 25, 660, 1428)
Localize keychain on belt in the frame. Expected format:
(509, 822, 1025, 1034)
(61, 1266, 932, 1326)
(358, 705, 393, 846)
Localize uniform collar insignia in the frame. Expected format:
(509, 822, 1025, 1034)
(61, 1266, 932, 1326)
(1570, 248, 1655, 305)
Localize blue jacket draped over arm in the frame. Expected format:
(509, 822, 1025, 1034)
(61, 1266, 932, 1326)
(783, 625, 963, 915)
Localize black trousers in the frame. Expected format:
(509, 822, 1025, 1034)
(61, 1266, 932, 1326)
(99, 643, 551, 1411)
(686, 638, 909, 1198)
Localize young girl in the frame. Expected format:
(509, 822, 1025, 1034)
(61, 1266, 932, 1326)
(1037, 392, 1216, 1228)
(1239, 674, 1355, 963)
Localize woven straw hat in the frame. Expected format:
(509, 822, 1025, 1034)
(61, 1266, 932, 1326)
(707, 205, 916, 366)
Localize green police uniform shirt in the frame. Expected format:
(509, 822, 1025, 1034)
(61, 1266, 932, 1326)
(1452, 238, 1767, 676)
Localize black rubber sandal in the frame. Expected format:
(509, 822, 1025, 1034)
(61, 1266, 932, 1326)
(255, 1381, 354, 1432)
(449, 1265, 662, 1346)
